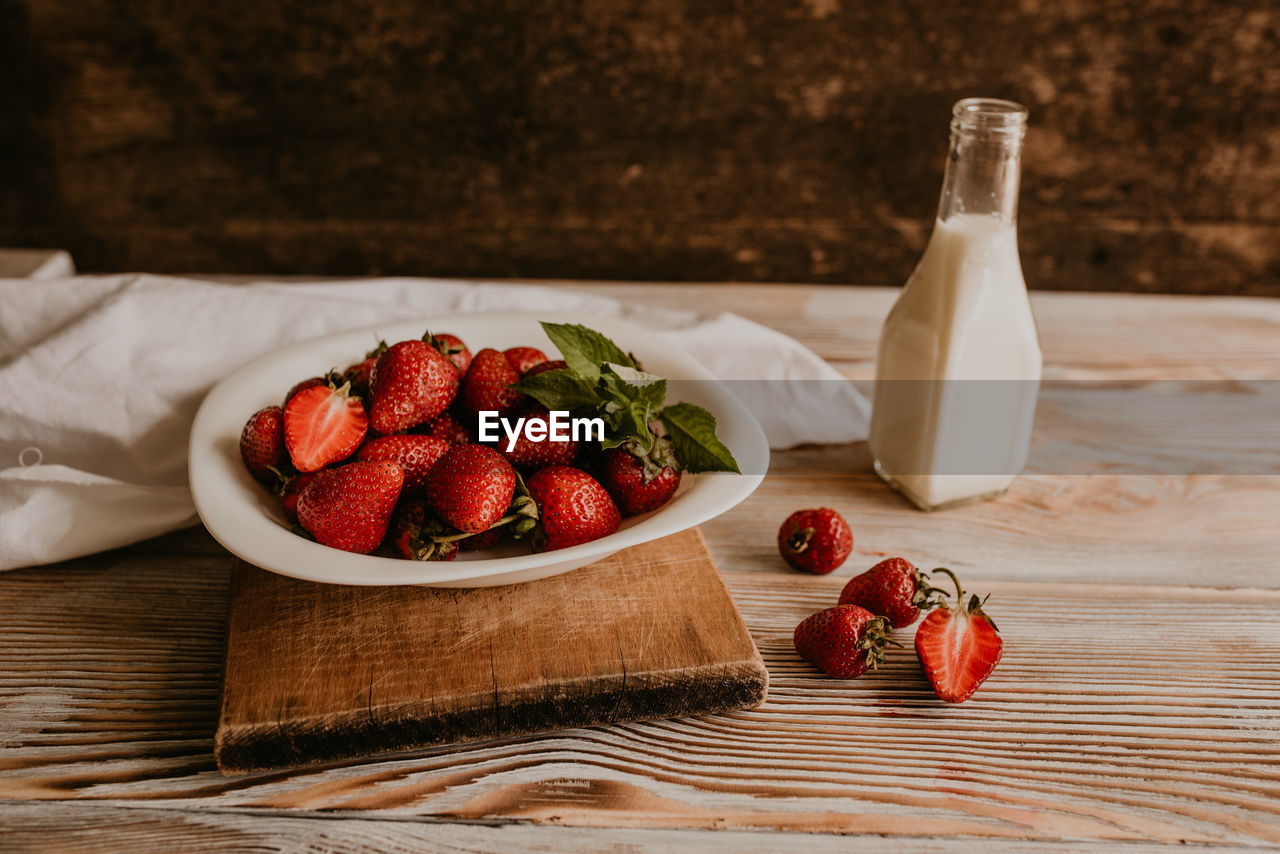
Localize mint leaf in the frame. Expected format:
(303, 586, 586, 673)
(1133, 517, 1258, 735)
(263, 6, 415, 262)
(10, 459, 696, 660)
(601, 362, 666, 409)
(541, 322, 633, 380)
(658, 402, 740, 474)
(510, 368, 599, 412)
(596, 363, 666, 453)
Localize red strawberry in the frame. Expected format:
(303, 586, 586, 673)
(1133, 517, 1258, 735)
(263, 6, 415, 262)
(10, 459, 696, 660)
(369, 339, 460, 434)
(357, 434, 451, 495)
(777, 508, 852, 574)
(240, 405, 286, 483)
(278, 471, 318, 523)
(296, 461, 404, 553)
(343, 341, 388, 399)
(284, 376, 326, 406)
(457, 348, 523, 420)
(418, 411, 473, 444)
(526, 465, 621, 551)
(522, 359, 568, 379)
(793, 604, 896, 679)
(498, 407, 579, 471)
(839, 558, 942, 628)
(284, 380, 369, 472)
(460, 527, 504, 551)
(915, 569, 1003, 703)
(503, 346, 548, 375)
(423, 444, 517, 534)
(598, 440, 681, 516)
(429, 332, 473, 374)
(387, 497, 458, 561)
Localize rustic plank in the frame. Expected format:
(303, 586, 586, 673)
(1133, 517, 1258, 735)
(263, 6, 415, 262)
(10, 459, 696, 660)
(2, 282, 1279, 849)
(7, 803, 1253, 854)
(3, 1, 1278, 292)
(537, 284, 1280, 380)
(3, 553, 1279, 846)
(2, 804, 1259, 854)
(216, 529, 766, 773)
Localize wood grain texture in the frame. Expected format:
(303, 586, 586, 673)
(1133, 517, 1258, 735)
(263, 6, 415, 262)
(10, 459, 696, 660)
(3, 561, 1280, 846)
(2, 282, 1280, 851)
(216, 529, 766, 773)
(2, 1, 1278, 293)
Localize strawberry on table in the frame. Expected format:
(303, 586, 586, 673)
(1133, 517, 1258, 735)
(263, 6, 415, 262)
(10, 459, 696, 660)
(429, 332, 473, 374)
(296, 461, 404, 554)
(502, 346, 548, 375)
(497, 406, 579, 471)
(357, 434, 451, 495)
(369, 339, 460, 434)
(525, 464, 621, 551)
(456, 348, 523, 420)
(239, 405, 286, 483)
(777, 508, 852, 575)
(598, 438, 681, 516)
(914, 569, 1003, 703)
(793, 604, 898, 679)
(839, 557, 943, 628)
(423, 443, 518, 534)
(283, 378, 369, 472)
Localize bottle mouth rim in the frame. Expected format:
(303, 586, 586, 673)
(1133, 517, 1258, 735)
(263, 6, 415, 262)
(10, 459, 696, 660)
(952, 98, 1028, 135)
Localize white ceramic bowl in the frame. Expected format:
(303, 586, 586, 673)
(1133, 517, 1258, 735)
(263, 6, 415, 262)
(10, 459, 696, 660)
(189, 312, 769, 587)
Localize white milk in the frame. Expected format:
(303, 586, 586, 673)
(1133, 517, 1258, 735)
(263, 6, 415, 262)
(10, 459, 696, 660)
(868, 212, 1041, 510)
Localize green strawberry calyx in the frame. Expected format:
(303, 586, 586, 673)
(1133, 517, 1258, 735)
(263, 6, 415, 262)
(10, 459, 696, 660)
(856, 615, 902, 671)
(928, 567, 1000, 632)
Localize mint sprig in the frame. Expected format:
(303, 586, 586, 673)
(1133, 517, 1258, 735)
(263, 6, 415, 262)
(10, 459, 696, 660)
(510, 321, 741, 474)
(658, 402, 741, 474)
(541, 322, 633, 380)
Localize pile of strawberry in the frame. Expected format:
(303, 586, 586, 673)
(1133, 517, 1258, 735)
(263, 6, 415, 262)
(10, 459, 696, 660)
(238, 321, 740, 560)
(779, 508, 1003, 703)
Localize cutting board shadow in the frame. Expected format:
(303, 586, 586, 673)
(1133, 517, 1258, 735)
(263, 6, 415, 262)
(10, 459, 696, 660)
(214, 528, 768, 774)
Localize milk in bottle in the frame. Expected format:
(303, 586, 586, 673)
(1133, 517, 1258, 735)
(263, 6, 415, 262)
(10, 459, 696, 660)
(869, 99, 1042, 511)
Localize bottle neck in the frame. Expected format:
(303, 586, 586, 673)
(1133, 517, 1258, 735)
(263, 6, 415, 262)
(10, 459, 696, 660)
(937, 99, 1026, 227)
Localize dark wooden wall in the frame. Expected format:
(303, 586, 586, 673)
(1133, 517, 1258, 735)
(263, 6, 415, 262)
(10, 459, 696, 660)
(2, 1, 1278, 294)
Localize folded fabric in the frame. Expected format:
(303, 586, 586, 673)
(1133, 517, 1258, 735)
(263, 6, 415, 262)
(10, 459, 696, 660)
(0, 275, 868, 570)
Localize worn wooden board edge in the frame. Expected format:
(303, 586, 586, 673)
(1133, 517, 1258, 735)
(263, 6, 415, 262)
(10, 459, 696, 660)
(214, 660, 767, 775)
(213, 531, 768, 775)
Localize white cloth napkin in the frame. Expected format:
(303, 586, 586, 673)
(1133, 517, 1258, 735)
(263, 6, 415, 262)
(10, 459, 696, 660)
(0, 275, 868, 570)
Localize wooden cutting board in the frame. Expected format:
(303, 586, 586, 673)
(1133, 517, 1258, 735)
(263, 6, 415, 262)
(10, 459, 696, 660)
(214, 528, 767, 774)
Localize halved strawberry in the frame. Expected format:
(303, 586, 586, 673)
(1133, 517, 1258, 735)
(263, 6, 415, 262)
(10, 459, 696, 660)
(283, 379, 369, 472)
(914, 569, 1003, 703)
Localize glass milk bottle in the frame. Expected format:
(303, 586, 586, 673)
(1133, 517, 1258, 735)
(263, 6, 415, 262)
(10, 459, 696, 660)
(869, 98, 1042, 511)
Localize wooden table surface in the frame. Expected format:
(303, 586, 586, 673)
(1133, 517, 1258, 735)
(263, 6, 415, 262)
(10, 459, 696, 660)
(3, 282, 1280, 852)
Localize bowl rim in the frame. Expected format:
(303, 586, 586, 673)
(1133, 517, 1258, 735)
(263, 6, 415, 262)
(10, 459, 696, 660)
(188, 311, 769, 586)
